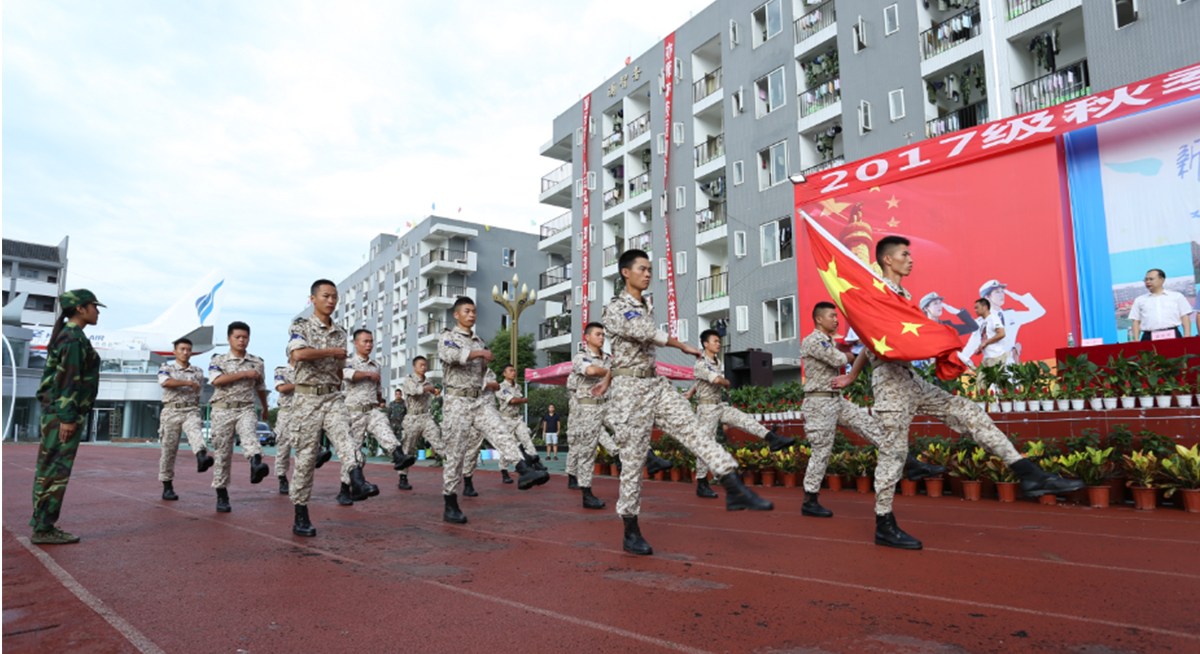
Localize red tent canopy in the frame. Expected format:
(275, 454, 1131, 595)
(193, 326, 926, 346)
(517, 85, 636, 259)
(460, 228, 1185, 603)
(525, 361, 695, 386)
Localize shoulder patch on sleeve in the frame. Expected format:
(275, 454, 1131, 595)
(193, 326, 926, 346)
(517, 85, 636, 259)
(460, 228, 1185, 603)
(822, 342, 831, 348)
(289, 333, 303, 340)
(623, 311, 642, 320)
(209, 364, 221, 371)
(443, 341, 460, 348)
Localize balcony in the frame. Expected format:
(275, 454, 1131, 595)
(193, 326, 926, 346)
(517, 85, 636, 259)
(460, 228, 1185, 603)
(925, 100, 989, 139)
(800, 156, 844, 178)
(537, 313, 574, 351)
(694, 134, 724, 168)
(417, 319, 444, 345)
(539, 264, 573, 297)
(692, 67, 722, 103)
(603, 187, 624, 211)
(540, 211, 571, 240)
(418, 283, 474, 310)
(697, 272, 728, 302)
(627, 172, 651, 201)
(1012, 59, 1090, 114)
(794, 0, 836, 45)
(920, 5, 981, 61)
(603, 242, 623, 268)
(602, 131, 624, 155)
(426, 355, 443, 379)
(539, 210, 573, 252)
(419, 249, 476, 276)
(539, 161, 573, 207)
(626, 111, 652, 142)
(629, 230, 653, 256)
(1005, 0, 1053, 20)
(696, 203, 727, 235)
(799, 78, 840, 117)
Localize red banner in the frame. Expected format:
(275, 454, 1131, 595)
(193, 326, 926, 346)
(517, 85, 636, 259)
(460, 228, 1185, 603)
(795, 142, 1072, 368)
(581, 93, 591, 328)
(661, 32, 679, 338)
(795, 63, 1200, 205)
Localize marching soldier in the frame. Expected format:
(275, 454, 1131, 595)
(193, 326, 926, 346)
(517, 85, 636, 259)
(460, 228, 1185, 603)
(564, 322, 620, 509)
(157, 337, 213, 500)
(207, 321, 271, 512)
(343, 330, 417, 499)
(834, 236, 1085, 549)
(30, 290, 103, 545)
(437, 296, 548, 524)
(689, 329, 795, 499)
(398, 356, 442, 490)
(604, 250, 772, 556)
(273, 356, 296, 495)
(460, 369, 504, 497)
(497, 364, 540, 461)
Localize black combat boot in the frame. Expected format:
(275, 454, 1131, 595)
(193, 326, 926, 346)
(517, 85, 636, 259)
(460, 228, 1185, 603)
(397, 474, 412, 490)
(904, 454, 947, 481)
(443, 493, 467, 524)
(196, 449, 214, 473)
(515, 461, 550, 490)
(277, 475, 290, 494)
(801, 491, 833, 517)
(524, 450, 547, 472)
(875, 512, 922, 550)
(695, 478, 718, 499)
(645, 448, 673, 476)
(462, 476, 478, 497)
(614, 458, 623, 474)
(350, 467, 378, 501)
(162, 481, 179, 501)
(622, 516, 652, 555)
(581, 487, 605, 509)
(392, 447, 416, 471)
(567, 474, 580, 490)
(336, 483, 355, 506)
(718, 473, 774, 511)
(764, 431, 797, 452)
(1010, 458, 1086, 497)
(292, 504, 316, 537)
(500, 470, 514, 484)
(215, 488, 231, 513)
(249, 454, 269, 484)
(315, 448, 332, 469)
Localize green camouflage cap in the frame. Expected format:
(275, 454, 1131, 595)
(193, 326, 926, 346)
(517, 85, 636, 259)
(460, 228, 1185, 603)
(60, 289, 106, 309)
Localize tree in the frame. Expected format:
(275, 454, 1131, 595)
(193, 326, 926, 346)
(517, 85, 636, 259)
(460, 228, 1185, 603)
(486, 328, 537, 381)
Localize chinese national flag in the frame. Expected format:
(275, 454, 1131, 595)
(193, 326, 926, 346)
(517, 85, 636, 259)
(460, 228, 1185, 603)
(801, 212, 969, 380)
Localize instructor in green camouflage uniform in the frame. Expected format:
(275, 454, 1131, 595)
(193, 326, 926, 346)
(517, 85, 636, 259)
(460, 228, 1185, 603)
(30, 290, 103, 545)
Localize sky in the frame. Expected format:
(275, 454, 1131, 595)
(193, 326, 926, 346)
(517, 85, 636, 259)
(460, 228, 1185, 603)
(4, 0, 714, 377)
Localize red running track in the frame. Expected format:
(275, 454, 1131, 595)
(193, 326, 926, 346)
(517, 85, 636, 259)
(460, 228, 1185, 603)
(3, 443, 1198, 654)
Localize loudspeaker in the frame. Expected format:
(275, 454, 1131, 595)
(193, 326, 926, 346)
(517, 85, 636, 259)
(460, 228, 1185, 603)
(724, 350, 773, 389)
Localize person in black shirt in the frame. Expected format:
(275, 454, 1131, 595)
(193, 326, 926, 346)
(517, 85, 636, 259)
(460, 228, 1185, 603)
(541, 406, 562, 460)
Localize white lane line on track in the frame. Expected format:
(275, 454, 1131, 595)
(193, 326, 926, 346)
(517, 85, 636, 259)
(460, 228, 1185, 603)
(101, 490, 714, 654)
(2, 524, 168, 654)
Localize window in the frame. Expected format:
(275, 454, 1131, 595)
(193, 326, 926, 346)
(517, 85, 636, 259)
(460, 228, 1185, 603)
(502, 248, 516, 267)
(752, 0, 783, 47)
(19, 269, 38, 279)
(675, 186, 687, 209)
(734, 230, 747, 257)
(732, 160, 745, 185)
(754, 67, 786, 117)
(587, 171, 597, 190)
(859, 100, 873, 134)
(574, 286, 583, 305)
(1114, 0, 1138, 28)
(673, 122, 685, 144)
(853, 15, 867, 52)
(763, 296, 797, 343)
(659, 258, 668, 280)
(501, 314, 510, 331)
(729, 20, 740, 47)
(760, 217, 794, 265)
(757, 141, 788, 189)
(736, 305, 749, 332)
(576, 127, 584, 145)
(677, 251, 688, 275)
(888, 89, 905, 121)
(501, 281, 511, 295)
(656, 133, 667, 154)
(575, 179, 584, 197)
(678, 319, 689, 342)
(884, 4, 899, 35)
(588, 281, 596, 301)
(732, 87, 744, 115)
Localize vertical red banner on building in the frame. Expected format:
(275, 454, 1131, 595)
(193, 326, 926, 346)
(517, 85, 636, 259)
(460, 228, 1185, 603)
(580, 94, 592, 328)
(661, 32, 679, 338)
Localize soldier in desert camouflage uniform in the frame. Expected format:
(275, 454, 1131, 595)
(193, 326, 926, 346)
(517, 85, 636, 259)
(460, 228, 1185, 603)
(688, 329, 795, 499)
(834, 236, 1084, 549)
(565, 322, 623, 509)
(156, 337, 213, 501)
(497, 365, 538, 458)
(398, 357, 442, 490)
(29, 290, 102, 545)
(459, 369, 505, 497)
(437, 296, 548, 524)
(273, 358, 296, 495)
(207, 321, 271, 512)
(343, 329, 417, 493)
(604, 250, 773, 556)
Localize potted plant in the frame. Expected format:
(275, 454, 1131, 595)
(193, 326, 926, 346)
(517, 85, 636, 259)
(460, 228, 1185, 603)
(1059, 354, 1097, 411)
(1072, 446, 1115, 507)
(951, 447, 988, 500)
(775, 449, 799, 488)
(849, 447, 877, 493)
(919, 443, 951, 497)
(1123, 450, 1161, 511)
(984, 456, 1020, 502)
(1011, 361, 1049, 413)
(1052, 380, 1070, 411)
(825, 451, 848, 491)
(1162, 444, 1200, 513)
(1102, 354, 1139, 409)
(595, 446, 612, 476)
(760, 447, 777, 487)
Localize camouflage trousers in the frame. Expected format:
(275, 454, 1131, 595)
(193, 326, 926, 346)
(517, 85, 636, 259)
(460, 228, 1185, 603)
(873, 365, 1023, 515)
(462, 427, 501, 478)
(801, 397, 891, 510)
(694, 403, 768, 479)
(158, 406, 206, 482)
(288, 393, 351, 506)
(494, 416, 535, 471)
(401, 414, 443, 458)
(274, 408, 294, 478)
(347, 407, 401, 483)
(566, 396, 620, 479)
(209, 406, 263, 489)
(610, 377, 737, 517)
(566, 401, 616, 488)
(30, 415, 83, 532)
(441, 395, 523, 496)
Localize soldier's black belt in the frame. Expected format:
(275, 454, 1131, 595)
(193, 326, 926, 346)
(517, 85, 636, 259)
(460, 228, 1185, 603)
(211, 402, 253, 409)
(444, 387, 480, 398)
(577, 397, 606, 405)
(164, 403, 198, 409)
(696, 398, 722, 405)
(348, 405, 376, 413)
(805, 391, 839, 398)
(612, 367, 656, 378)
(295, 384, 339, 395)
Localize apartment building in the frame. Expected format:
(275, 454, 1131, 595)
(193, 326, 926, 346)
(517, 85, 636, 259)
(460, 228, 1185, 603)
(2, 237, 69, 331)
(535, 0, 1199, 379)
(296, 216, 542, 394)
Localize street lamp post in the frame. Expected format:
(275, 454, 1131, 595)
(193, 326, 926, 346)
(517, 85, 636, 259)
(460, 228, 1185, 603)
(491, 274, 538, 371)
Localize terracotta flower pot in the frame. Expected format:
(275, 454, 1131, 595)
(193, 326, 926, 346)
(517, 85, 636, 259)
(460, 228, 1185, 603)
(642, 468, 649, 479)
(924, 477, 944, 497)
(1130, 486, 1156, 511)
(610, 464, 621, 477)
(855, 475, 871, 493)
(1065, 488, 1089, 504)
(1178, 489, 1200, 513)
(826, 474, 843, 492)
(670, 468, 682, 482)
(742, 470, 756, 486)
(781, 472, 797, 488)
(761, 470, 777, 487)
(594, 463, 605, 476)
(981, 477, 996, 499)
(949, 476, 964, 497)
(1086, 486, 1110, 508)
(995, 481, 1018, 502)
(1106, 477, 1126, 504)
(1038, 494, 1058, 505)
(960, 480, 982, 501)
(900, 479, 919, 497)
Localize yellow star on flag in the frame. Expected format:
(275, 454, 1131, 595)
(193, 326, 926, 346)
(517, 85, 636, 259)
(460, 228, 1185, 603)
(886, 195, 900, 209)
(873, 279, 889, 294)
(871, 336, 894, 355)
(901, 322, 922, 335)
(887, 217, 900, 228)
(869, 187, 881, 192)
(818, 198, 851, 217)
(818, 258, 857, 312)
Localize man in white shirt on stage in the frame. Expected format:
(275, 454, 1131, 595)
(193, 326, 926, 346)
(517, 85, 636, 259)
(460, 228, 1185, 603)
(1129, 269, 1193, 341)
